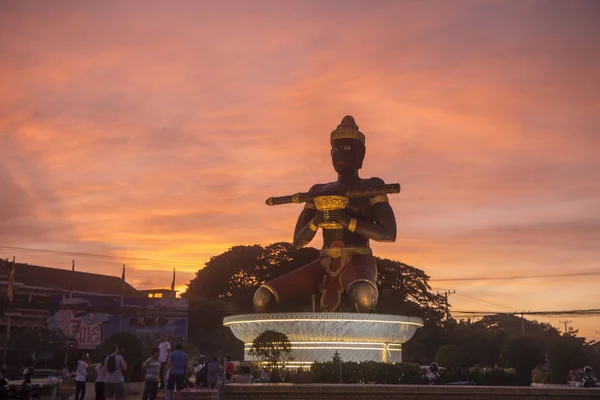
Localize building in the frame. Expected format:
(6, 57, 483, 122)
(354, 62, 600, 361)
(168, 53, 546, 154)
(140, 288, 179, 300)
(0, 260, 140, 329)
(0, 259, 188, 358)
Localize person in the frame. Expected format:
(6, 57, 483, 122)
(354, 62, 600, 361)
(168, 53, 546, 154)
(166, 344, 188, 400)
(195, 361, 207, 388)
(20, 367, 34, 400)
(253, 116, 398, 313)
(142, 348, 161, 400)
(75, 353, 88, 400)
(163, 364, 171, 400)
(104, 346, 127, 400)
(158, 335, 171, 389)
(0, 378, 8, 400)
(224, 356, 234, 382)
(95, 356, 107, 400)
(207, 358, 220, 389)
(259, 367, 269, 383)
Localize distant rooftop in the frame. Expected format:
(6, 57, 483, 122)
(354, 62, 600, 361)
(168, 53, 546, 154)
(0, 259, 141, 297)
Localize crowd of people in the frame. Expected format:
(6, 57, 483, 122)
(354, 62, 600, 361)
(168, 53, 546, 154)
(0, 334, 271, 400)
(69, 334, 243, 400)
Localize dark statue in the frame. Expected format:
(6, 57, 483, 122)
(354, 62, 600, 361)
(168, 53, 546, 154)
(254, 116, 399, 313)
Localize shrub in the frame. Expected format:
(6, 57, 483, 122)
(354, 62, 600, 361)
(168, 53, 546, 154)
(532, 368, 551, 384)
(468, 366, 519, 386)
(500, 337, 545, 386)
(311, 362, 421, 384)
(435, 344, 464, 371)
(547, 341, 587, 384)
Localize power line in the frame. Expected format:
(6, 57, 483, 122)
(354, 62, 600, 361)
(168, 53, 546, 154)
(453, 308, 600, 317)
(559, 320, 573, 334)
(453, 292, 516, 311)
(0, 245, 200, 267)
(431, 270, 600, 282)
(437, 289, 455, 320)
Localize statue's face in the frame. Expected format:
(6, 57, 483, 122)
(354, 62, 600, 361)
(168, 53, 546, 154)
(331, 138, 365, 173)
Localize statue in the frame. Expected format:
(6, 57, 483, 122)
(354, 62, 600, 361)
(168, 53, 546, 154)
(253, 116, 398, 313)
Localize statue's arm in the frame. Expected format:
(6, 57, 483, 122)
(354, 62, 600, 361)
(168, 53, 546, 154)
(292, 185, 321, 248)
(354, 201, 397, 242)
(332, 177, 397, 242)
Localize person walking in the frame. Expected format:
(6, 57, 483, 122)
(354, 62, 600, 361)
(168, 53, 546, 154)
(104, 346, 127, 400)
(75, 353, 89, 400)
(166, 344, 188, 400)
(142, 348, 161, 400)
(158, 335, 171, 389)
(94, 356, 107, 400)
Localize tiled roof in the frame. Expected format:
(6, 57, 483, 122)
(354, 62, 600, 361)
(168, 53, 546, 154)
(0, 259, 141, 297)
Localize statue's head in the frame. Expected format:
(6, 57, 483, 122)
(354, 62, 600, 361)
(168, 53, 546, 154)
(330, 115, 366, 173)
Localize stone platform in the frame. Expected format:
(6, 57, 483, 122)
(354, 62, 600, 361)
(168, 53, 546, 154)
(157, 388, 218, 400)
(223, 312, 423, 365)
(219, 383, 600, 400)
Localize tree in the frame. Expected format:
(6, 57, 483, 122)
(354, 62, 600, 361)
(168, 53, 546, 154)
(375, 257, 446, 323)
(547, 339, 587, 384)
(248, 330, 291, 369)
(186, 243, 444, 316)
(184, 242, 446, 361)
(332, 351, 342, 363)
(435, 344, 464, 371)
(500, 337, 545, 386)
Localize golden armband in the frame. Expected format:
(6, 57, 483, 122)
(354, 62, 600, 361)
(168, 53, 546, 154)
(348, 218, 358, 232)
(309, 220, 319, 232)
(369, 194, 389, 205)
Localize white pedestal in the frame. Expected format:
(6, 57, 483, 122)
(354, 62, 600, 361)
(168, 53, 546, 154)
(223, 312, 423, 366)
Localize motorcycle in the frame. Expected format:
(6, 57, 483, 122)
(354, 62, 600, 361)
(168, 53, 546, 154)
(583, 366, 599, 388)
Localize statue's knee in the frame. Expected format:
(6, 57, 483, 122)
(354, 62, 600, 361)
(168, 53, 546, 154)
(253, 286, 276, 313)
(347, 281, 378, 312)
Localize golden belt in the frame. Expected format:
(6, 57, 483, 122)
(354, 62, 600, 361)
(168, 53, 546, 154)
(320, 246, 372, 259)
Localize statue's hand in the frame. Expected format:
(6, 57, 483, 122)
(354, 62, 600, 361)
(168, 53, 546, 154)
(312, 211, 328, 227)
(327, 210, 351, 229)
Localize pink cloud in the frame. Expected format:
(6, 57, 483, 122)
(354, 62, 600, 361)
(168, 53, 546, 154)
(1, 0, 599, 340)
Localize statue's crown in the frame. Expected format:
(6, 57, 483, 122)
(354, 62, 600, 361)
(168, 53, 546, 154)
(330, 115, 365, 145)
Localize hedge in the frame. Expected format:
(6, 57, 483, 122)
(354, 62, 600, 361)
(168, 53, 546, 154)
(312, 362, 422, 384)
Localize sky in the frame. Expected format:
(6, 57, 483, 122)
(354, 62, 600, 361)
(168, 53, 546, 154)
(1, 0, 599, 340)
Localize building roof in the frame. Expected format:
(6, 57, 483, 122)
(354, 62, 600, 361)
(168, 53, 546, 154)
(0, 259, 141, 297)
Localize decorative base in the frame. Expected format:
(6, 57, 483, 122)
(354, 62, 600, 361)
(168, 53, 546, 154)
(223, 312, 423, 365)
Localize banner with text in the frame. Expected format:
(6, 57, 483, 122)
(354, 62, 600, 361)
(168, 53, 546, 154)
(47, 294, 188, 350)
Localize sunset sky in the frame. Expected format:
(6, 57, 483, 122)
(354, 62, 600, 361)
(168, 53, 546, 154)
(1, 0, 599, 340)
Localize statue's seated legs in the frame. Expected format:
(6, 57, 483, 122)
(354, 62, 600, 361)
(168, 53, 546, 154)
(347, 280, 378, 312)
(253, 258, 324, 313)
(253, 287, 276, 313)
(253, 253, 379, 313)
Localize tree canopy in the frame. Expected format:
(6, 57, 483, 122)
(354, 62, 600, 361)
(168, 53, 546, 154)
(184, 242, 447, 359)
(500, 336, 545, 386)
(183, 241, 599, 378)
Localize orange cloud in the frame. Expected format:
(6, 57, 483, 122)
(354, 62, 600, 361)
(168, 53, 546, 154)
(1, 0, 599, 340)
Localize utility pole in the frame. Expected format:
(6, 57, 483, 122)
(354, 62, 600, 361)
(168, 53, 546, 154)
(521, 311, 525, 337)
(438, 290, 455, 320)
(559, 320, 572, 334)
